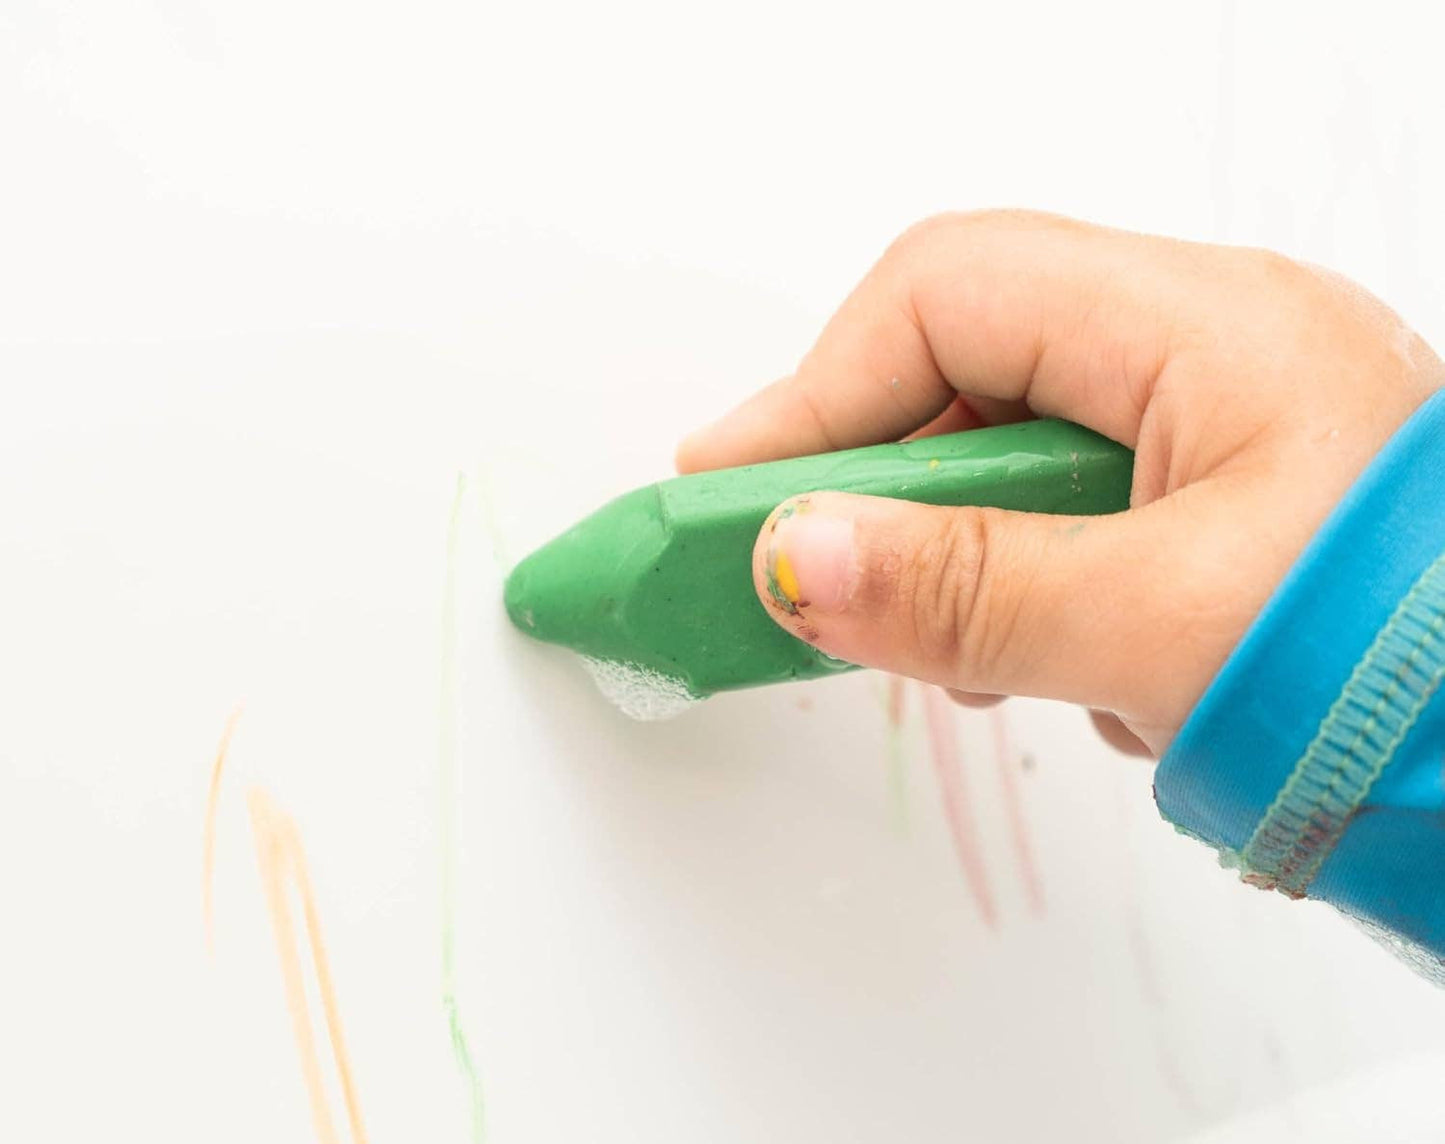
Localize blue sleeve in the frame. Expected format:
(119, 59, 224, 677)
(1154, 389, 1445, 981)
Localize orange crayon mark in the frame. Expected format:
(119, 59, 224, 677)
(202, 706, 244, 952)
(248, 787, 369, 1144)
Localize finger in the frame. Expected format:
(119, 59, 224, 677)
(946, 689, 1005, 708)
(1089, 710, 1153, 757)
(680, 210, 1196, 472)
(907, 397, 988, 439)
(752, 490, 1202, 718)
(904, 395, 1030, 442)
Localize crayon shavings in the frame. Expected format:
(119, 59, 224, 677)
(581, 656, 700, 721)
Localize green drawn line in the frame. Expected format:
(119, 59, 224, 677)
(440, 472, 485, 1142)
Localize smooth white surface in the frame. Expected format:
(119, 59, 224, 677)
(1180, 1055, 1445, 1144)
(4, 2, 1445, 1141)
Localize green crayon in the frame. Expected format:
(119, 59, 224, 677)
(504, 419, 1133, 706)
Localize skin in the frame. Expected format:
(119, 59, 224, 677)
(676, 211, 1445, 756)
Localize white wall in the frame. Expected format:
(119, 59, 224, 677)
(3, 2, 1444, 1141)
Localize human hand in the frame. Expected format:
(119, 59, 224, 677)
(677, 212, 1443, 755)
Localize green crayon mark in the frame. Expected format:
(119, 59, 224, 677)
(440, 472, 485, 1142)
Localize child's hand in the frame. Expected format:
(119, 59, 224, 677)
(677, 212, 1443, 755)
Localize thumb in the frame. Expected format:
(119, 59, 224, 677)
(753, 491, 1193, 718)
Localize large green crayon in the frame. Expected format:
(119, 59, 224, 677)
(504, 419, 1133, 704)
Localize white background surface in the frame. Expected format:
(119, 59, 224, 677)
(4, 2, 1445, 1141)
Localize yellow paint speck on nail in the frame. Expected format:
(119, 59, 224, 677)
(928, 458, 940, 471)
(773, 549, 802, 604)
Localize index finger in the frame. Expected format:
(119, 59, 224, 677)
(676, 210, 1193, 473)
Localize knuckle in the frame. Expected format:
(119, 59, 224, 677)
(1246, 247, 1317, 302)
(888, 208, 1074, 262)
(880, 213, 963, 271)
(1230, 246, 1320, 310)
(786, 374, 843, 453)
(895, 211, 966, 248)
(897, 508, 1006, 676)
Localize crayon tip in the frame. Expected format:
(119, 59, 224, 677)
(502, 486, 668, 664)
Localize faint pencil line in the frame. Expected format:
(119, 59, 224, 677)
(441, 473, 485, 1141)
(922, 686, 997, 928)
(202, 706, 244, 952)
(248, 787, 369, 1144)
(988, 706, 1045, 915)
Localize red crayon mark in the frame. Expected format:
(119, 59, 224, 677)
(1124, 908, 1200, 1115)
(988, 706, 1045, 915)
(922, 686, 997, 928)
(1110, 777, 1222, 1116)
(886, 674, 907, 728)
(882, 676, 911, 830)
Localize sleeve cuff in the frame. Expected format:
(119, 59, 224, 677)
(1154, 388, 1445, 954)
